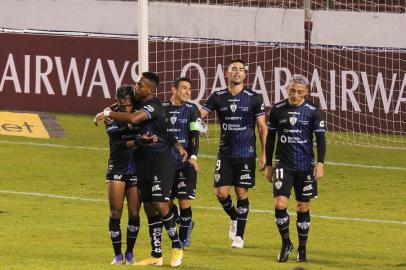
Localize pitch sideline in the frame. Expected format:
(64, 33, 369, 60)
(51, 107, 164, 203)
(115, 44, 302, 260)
(0, 140, 405, 171)
(1, 189, 405, 225)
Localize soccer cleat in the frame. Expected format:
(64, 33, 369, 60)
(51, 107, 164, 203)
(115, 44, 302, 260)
(229, 220, 237, 241)
(111, 254, 124, 265)
(125, 251, 135, 265)
(135, 256, 163, 266)
(181, 221, 195, 248)
(277, 241, 293, 262)
(231, 236, 244, 248)
(296, 246, 307, 262)
(170, 248, 183, 267)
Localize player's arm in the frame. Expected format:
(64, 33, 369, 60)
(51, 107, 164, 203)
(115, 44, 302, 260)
(254, 95, 267, 171)
(188, 107, 201, 172)
(313, 109, 327, 181)
(264, 108, 277, 182)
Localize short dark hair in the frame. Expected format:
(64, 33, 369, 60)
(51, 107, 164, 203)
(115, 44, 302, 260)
(142, 71, 160, 86)
(229, 58, 245, 67)
(173, 77, 192, 88)
(116, 85, 133, 100)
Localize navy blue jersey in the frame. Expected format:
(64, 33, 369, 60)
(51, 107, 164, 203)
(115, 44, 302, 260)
(203, 88, 265, 158)
(105, 115, 137, 175)
(163, 101, 201, 169)
(135, 97, 174, 153)
(267, 99, 326, 171)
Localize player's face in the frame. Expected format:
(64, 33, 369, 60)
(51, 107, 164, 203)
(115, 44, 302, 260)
(287, 82, 308, 106)
(173, 81, 192, 103)
(226, 62, 246, 86)
(134, 76, 154, 99)
(117, 98, 133, 113)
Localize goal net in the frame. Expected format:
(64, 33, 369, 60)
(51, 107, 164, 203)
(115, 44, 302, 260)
(147, 0, 406, 149)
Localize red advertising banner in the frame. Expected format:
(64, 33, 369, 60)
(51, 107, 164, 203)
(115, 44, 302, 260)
(1, 32, 405, 133)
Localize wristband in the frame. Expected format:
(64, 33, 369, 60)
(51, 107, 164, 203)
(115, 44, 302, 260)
(103, 110, 111, 117)
(190, 155, 197, 160)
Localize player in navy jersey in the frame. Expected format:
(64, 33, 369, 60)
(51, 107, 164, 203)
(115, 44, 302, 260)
(163, 77, 201, 248)
(105, 85, 143, 265)
(265, 74, 326, 263)
(95, 72, 187, 267)
(200, 59, 268, 248)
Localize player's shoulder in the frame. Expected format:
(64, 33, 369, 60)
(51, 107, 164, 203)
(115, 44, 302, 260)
(213, 89, 228, 96)
(185, 101, 199, 110)
(303, 100, 320, 111)
(162, 100, 171, 107)
(272, 99, 289, 110)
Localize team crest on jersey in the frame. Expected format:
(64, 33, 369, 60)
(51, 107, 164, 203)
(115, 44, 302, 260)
(230, 104, 237, 113)
(289, 116, 297, 126)
(275, 180, 282, 190)
(170, 116, 177, 125)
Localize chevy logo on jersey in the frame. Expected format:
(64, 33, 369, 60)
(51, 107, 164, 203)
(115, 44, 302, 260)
(289, 116, 297, 126)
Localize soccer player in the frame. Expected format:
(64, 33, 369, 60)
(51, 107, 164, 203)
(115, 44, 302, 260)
(264, 74, 326, 262)
(163, 77, 201, 248)
(95, 72, 187, 267)
(200, 59, 267, 248)
(105, 85, 141, 265)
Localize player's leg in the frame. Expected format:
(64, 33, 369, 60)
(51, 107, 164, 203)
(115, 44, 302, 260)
(107, 179, 126, 264)
(124, 179, 141, 265)
(135, 164, 163, 266)
(273, 166, 294, 262)
(152, 150, 183, 267)
(231, 158, 256, 248)
(214, 156, 238, 240)
(296, 201, 310, 262)
(177, 166, 197, 247)
(293, 171, 316, 262)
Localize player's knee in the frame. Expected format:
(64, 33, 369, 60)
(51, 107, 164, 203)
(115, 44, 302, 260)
(215, 190, 229, 201)
(110, 208, 123, 219)
(274, 198, 288, 210)
(296, 202, 310, 212)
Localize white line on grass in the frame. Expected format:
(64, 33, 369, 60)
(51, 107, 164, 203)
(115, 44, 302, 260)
(0, 140, 405, 171)
(1, 190, 405, 225)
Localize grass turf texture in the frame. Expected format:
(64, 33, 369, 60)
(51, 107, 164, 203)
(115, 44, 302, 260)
(0, 113, 405, 270)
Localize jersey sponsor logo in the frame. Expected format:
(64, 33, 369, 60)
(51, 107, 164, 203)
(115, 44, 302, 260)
(230, 104, 237, 113)
(275, 180, 282, 190)
(289, 116, 297, 126)
(297, 221, 311, 230)
(152, 184, 162, 192)
(170, 116, 177, 125)
(240, 173, 251, 180)
(303, 184, 313, 191)
(280, 135, 308, 144)
(319, 120, 325, 128)
(284, 129, 302, 133)
(144, 105, 155, 112)
(178, 181, 186, 189)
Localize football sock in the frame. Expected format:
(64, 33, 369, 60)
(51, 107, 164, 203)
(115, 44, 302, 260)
(236, 198, 249, 239)
(109, 217, 122, 256)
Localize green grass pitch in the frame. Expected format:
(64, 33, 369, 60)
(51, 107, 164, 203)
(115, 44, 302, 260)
(0, 113, 405, 270)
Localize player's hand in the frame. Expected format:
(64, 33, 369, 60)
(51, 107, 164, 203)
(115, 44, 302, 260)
(93, 111, 105, 126)
(140, 133, 158, 145)
(103, 107, 113, 125)
(264, 166, 274, 182)
(258, 153, 266, 171)
(188, 159, 200, 173)
(199, 121, 208, 137)
(313, 162, 324, 181)
(176, 144, 188, 162)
